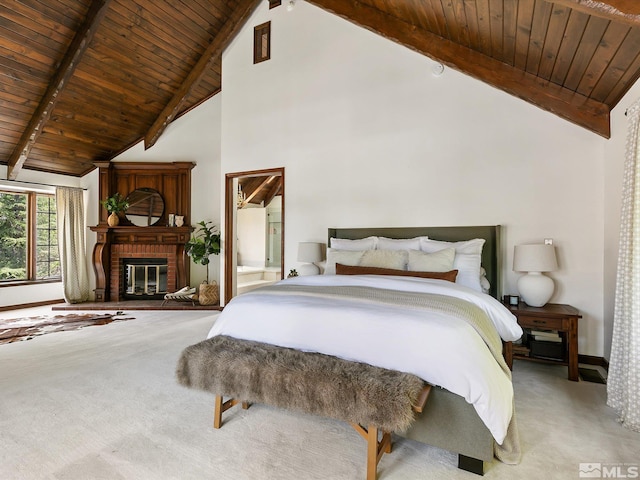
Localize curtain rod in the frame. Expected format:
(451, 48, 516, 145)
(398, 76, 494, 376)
(0, 179, 87, 191)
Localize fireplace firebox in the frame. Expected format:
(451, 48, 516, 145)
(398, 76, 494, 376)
(123, 258, 168, 300)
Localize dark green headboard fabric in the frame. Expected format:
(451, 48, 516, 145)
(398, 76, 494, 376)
(327, 226, 502, 299)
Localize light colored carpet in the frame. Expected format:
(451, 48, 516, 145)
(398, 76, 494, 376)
(0, 308, 638, 480)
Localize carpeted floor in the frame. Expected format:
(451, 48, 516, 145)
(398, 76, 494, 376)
(0, 308, 638, 480)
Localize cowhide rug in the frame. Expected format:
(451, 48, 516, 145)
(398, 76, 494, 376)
(0, 312, 134, 344)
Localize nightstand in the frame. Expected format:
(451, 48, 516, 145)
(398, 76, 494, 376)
(503, 302, 582, 381)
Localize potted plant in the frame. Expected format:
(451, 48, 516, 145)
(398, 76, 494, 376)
(185, 220, 221, 305)
(101, 193, 129, 227)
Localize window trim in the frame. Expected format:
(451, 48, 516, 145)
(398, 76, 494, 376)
(0, 189, 61, 286)
(254, 21, 271, 64)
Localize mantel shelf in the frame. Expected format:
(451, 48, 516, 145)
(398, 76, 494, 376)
(90, 225, 193, 245)
(90, 225, 193, 234)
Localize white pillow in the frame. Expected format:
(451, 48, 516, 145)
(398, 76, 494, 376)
(359, 249, 408, 270)
(479, 267, 491, 294)
(324, 249, 365, 275)
(419, 238, 486, 291)
(407, 248, 455, 273)
(376, 236, 426, 251)
(330, 236, 377, 251)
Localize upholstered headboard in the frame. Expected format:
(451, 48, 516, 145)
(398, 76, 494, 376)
(327, 226, 502, 299)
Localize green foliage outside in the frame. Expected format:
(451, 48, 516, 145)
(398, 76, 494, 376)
(0, 192, 27, 280)
(36, 195, 60, 279)
(0, 192, 60, 281)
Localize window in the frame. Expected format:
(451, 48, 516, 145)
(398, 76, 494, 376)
(36, 195, 59, 279)
(254, 22, 271, 64)
(0, 190, 60, 283)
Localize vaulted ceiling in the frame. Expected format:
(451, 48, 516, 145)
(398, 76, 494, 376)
(1, 0, 639, 179)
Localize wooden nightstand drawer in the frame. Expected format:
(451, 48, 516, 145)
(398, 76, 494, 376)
(516, 315, 563, 330)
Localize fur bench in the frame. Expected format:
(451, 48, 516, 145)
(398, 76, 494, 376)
(176, 335, 431, 480)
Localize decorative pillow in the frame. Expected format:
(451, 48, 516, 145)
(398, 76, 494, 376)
(324, 249, 365, 275)
(419, 238, 486, 292)
(359, 249, 408, 270)
(407, 248, 455, 273)
(376, 236, 426, 251)
(330, 236, 377, 251)
(336, 263, 458, 283)
(479, 267, 491, 294)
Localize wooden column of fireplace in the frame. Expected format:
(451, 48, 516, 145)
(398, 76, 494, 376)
(90, 161, 195, 302)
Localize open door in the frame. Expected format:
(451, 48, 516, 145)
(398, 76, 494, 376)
(224, 168, 284, 304)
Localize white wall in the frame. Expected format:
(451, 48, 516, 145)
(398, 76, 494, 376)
(0, 167, 81, 307)
(237, 207, 267, 267)
(220, 1, 610, 356)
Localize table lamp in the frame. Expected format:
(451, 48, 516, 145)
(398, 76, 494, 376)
(513, 244, 558, 307)
(297, 242, 323, 275)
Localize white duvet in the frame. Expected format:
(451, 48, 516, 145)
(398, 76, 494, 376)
(207, 274, 522, 444)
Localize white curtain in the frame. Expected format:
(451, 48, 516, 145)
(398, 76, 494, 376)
(608, 98, 640, 432)
(56, 187, 90, 304)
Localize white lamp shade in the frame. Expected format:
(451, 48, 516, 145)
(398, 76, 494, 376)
(297, 242, 323, 263)
(297, 242, 323, 276)
(513, 244, 557, 272)
(514, 244, 558, 307)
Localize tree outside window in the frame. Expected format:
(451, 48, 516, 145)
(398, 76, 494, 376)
(0, 190, 60, 282)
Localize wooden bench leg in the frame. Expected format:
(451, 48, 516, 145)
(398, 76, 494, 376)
(351, 423, 392, 480)
(213, 396, 250, 429)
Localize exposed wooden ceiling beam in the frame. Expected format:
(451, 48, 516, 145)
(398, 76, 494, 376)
(308, 0, 611, 138)
(144, 0, 262, 150)
(6, 0, 112, 180)
(262, 177, 282, 207)
(550, 0, 640, 27)
(244, 176, 273, 206)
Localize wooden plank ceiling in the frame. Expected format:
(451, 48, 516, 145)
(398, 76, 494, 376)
(1, 0, 639, 178)
(238, 175, 283, 208)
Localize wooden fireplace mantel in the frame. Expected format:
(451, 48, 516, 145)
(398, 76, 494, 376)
(91, 161, 195, 302)
(90, 225, 193, 302)
(91, 225, 192, 244)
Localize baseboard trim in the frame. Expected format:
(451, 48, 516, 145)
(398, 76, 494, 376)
(579, 354, 609, 370)
(0, 298, 65, 312)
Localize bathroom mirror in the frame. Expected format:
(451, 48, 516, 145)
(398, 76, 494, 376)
(125, 188, 164, 226)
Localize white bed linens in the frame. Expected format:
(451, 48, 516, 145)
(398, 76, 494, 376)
(207, 275, 522, 444)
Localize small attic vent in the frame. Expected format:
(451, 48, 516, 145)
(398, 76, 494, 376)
(254, 22, 271, 64)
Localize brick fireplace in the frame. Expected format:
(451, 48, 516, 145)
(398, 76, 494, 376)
(91, 225, 191, 302)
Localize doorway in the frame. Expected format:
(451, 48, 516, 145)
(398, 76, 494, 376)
(224, 168, 284, 303)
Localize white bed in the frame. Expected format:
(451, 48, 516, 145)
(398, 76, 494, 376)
(208, 274, 521, 444)
(186, 226, 522, 474)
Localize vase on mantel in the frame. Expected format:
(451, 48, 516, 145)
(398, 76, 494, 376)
(107, 212, 119, 227)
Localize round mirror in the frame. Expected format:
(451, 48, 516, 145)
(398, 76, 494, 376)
(125, 188, 164, 226)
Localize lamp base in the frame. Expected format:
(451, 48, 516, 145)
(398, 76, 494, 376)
(298, 263, 320, 276)
(517, 272, 554, 307)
